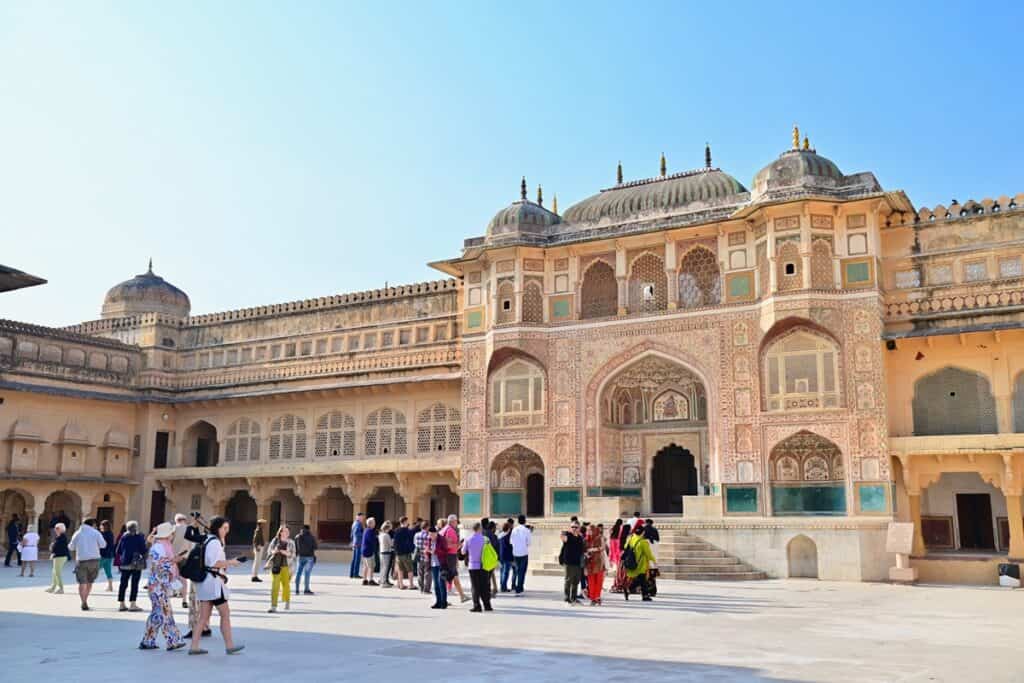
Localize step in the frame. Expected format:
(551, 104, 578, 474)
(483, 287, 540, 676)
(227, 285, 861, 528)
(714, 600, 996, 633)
(666, 556, 742, 566)
(658, 571, 767, 581)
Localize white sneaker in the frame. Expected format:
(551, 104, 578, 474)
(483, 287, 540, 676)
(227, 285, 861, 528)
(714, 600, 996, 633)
(284, 601, 290, 611)
(267, 606, 276, 613)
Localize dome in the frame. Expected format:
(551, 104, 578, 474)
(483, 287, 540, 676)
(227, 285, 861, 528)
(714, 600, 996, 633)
(485, 179, 561, 244)
(102, 261, 191, 319)
(560, 168, 747, 226)
(751, 149, 850, 203)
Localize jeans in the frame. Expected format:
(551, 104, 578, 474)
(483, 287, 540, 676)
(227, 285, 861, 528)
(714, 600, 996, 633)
(513, 555, 528, 593)
(118, 568, 141, 602)
(380, 552, 394, 585)
(349, 545, 362, 578)
(499, 561, 514, 591)
(564, 565, 582, 602)
(418, 556, 432, 593)
(294, 556, 314, 593)
(469, 568, 492, 610)
(5, 543, 20, 566)
(431, 565, 447, 607)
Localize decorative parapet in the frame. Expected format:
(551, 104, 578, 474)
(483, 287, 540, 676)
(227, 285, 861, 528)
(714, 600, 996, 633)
(65, 312, 186, 335)
(1, 319, 139, 352)
(888, 193, 1024, 227)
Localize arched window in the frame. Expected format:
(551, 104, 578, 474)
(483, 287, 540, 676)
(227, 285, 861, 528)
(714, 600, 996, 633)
(417, 403, 461, 453)
(522, 280, 544, 323)
(269, 414, 306, 459)
(677, 247, 721, 309)
(764, 330, 840, 411)
(496, 280, 516, 324)
(810, 239, 834, 289)
(912, 367, 997, 435)
(224, 418, 260, 463)
(769, 430, 847, 516)
(776, 241, 802, 292)
(365, 407, 407, 456)
(580, 260, 617, 319)
(490, 359, 545, 428)
(314, 411, 356, 457)
(628, 252, 667, 312)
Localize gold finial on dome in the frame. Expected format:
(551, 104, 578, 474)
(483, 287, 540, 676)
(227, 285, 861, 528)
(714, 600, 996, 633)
(552, 193, 558, 215)
(802, 136, 810, 151)
(705, 142, 712, 169)
(792, 124, 800, 150)
(660, 152, 666, 178)
(617, 161, 623, 185)
(147, 258, 153, 274)
(520, 176, 527, 200)
(537, 184, 543, 206)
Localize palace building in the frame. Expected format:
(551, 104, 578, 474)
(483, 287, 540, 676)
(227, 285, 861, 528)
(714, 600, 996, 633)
(2, 128, 1022, 584)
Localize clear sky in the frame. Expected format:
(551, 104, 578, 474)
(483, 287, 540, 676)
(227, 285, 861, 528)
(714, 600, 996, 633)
(2, 1, 1021, 326)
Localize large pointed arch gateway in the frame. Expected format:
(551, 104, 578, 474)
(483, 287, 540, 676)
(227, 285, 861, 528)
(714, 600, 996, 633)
(489, 445, 545, 517)
(594, 350, 710, 515)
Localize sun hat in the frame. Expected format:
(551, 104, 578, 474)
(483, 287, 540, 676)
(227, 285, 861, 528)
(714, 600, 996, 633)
(154, 522, 175, 539)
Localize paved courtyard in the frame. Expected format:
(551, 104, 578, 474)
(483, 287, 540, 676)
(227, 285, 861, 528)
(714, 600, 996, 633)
(0, 562, 1020, 682)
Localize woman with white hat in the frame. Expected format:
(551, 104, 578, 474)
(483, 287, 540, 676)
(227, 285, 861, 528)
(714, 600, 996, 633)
(139, 522, 186, 651)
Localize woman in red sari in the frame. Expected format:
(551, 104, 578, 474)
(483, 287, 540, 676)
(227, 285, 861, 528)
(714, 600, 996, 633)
(608, 519, 623, 567)
(610, 520, 639, 593)
(584, 525, 605, 605)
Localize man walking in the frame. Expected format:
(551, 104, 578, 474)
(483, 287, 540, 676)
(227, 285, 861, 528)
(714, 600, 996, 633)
(251, 518, 266, 583)
(414, 521, 431, 593)
(462, 522, 493, 613)
(68, 517, 106, 611)
(442, 515, 469, 603)
(559, 520, 585, 605)
(5, 513, 21, 567)
(392, 517, 415, 590)
(294, 524, 318, 595)
(509, 514, 531, 595)
(349, 512, 365, 579)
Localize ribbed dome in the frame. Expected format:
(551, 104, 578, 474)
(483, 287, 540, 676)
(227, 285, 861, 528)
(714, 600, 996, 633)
(102, 262, 190, 319)
(561, 169, 747, 225)
(486, 199, 561, 242)
(751, 149, 845, 202)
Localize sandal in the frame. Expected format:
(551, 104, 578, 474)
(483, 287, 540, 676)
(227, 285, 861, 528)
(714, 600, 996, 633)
(188, 649, 208, 656)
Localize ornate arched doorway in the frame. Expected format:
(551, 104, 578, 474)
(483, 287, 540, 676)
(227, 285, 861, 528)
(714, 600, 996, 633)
(651, 445, 698, 514)
(490, 445, 544, 517)
(768, 430, 847, 516)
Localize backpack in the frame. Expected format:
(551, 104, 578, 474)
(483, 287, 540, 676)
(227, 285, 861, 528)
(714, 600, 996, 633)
(180, 537, 211, 582)
(481, 540, 499, 572)
(620, 539, 638, 572)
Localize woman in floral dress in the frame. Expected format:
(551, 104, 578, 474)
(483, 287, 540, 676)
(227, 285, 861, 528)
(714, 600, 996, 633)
(139, 522, 186, 651)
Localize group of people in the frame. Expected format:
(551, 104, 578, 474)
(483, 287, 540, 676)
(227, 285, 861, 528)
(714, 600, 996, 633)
(348, 512, 534, 612)
(248, 520, 319, 612)
(556, 513, 660, 605)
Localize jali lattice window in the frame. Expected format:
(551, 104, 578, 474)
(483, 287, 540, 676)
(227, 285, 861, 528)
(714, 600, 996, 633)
(364, 407, 407, 456)
(678, 247, 721, 309)
(416, 402, 461, 453)
(269, 414, 307, 459)
(224, 417, 260, 462)
(496, 280, 516, 324)
(764, 330, 840, 411)
(810, 239, 834, 289)
(628, 252, 667, 313)
(776, 241, 802, 292)
(580, 260, 617, 319)
(314, 411, 356, 457)
(522, 280, 544, 323)
(490, 359, 545, 428)
(912, 367, 997, 435)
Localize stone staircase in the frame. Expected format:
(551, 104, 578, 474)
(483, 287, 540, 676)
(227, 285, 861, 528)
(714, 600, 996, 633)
(535, 528, 766, 581)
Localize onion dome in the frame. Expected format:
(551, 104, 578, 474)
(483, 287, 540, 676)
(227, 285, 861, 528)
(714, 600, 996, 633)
(486, 177, 561, 244)
(101, 260, 191, 319)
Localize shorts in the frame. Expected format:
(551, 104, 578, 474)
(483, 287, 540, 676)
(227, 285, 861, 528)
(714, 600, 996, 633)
(75, 559, 99, 584)
(396, 553, 413, 573)
(445, 555, 459, 579)
(208, 596, 228, 607)
(362, 556, 375, 574)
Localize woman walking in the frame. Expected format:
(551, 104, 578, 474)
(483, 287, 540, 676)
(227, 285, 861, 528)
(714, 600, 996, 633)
(427, 526, 448, 609)
(378, 521, 395, 587)
(610, 522, 633, 594)
(19, 524, 39, 578)
(139, 522, 186, 651)
(116, 521, 147, 612)
(584, 525, 606, 605)
(497, 521, 515, 593)
(266, 525, 295, 613)
(45, 523, 69, 593)
(608, 519, 623, 568)
(189, 516, 244, 656)
(99, 520, 115, 592)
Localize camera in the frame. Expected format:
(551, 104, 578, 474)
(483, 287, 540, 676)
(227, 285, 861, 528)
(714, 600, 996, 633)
(191, 511, 202, 519)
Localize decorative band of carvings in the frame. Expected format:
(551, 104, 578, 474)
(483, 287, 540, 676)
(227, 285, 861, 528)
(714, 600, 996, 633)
(885, 289, 1024, 319)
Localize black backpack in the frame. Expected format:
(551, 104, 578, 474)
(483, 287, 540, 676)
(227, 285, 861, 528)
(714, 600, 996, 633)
(180, 537, 211, 582)
(620, 541, 638, 571)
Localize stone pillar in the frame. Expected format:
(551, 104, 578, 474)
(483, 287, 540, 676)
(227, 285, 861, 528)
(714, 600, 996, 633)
(908, 493, 926, 556)
(1006, 493, 1024, 560)
(665, 240, 678, 310)
(801, 251, 812, 289)
(256, 500, 273, 528)
(616, 277, 627, 315)
(615, 247, 627, 315)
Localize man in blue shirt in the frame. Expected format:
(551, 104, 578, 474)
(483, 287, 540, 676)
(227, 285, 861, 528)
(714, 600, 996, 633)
(462, 522, 493, 613)
(349, 513, 364, 578)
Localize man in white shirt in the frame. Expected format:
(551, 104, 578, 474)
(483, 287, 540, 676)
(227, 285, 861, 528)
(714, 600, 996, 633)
(69, 517, 106, 611)
(509, 514, 532, 595)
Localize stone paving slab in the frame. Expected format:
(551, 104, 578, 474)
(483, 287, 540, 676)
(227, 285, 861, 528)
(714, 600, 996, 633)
(0, 562, 1020, 682)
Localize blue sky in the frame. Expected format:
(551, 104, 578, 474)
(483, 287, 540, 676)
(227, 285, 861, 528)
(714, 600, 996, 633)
(2, 1, 1021, 326)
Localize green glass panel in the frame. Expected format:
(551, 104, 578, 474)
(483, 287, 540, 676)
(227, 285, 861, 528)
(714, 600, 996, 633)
(466, 310, 483, 329)
(771, 485, 846, 516)
(729, 274, 751, 298)
(491, 491, 522, 516)
(586, 487, 602, 497)
(552, 299, 571, 318)
(461, 492, 481, 516)
(725, 486, 758, 513)
(846, 262, 870, 283)
(859, 484, 887, 513)
(552, 489, 581, 514)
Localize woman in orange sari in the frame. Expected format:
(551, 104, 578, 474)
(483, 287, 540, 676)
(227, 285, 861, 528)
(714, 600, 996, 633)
(584, 525, 605, 605)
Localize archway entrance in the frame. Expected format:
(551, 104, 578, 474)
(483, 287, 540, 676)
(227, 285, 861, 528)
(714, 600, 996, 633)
(224, 491, 256, 546)
(787, 534, 819, 578)
(315, 487, 353, 544)
(40, 490, 82, 546)
(184, 420, 219, 467)
(651, 445, 697, 514)
(490, 445, 544, 518)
